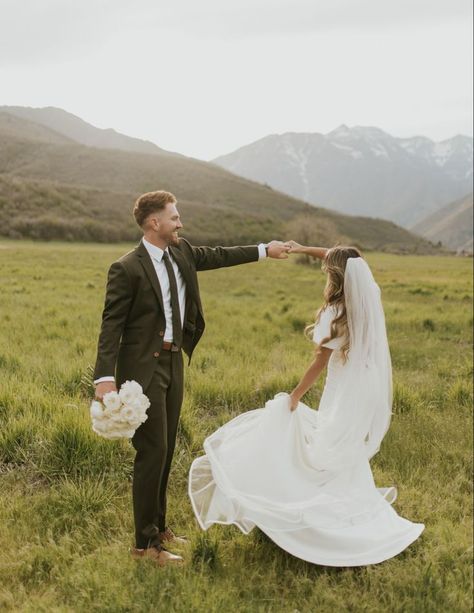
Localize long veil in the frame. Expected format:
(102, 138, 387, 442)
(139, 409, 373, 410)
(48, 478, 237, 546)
(304, 256, 393, 472)
(346, 257, 393, 458)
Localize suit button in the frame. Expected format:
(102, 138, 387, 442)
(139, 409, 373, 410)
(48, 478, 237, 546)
(153, 352, 160, 358)
(159, 331, 164, 336)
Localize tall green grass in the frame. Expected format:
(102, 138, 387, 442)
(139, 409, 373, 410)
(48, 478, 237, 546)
(0, 240, 472, 612)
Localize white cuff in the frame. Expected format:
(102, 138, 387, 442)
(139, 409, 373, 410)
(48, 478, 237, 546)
(94, 376, 116, 385)
(257, 243, 267, 260)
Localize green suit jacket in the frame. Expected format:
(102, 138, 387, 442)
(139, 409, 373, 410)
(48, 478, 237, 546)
(93, 238, 259, 389)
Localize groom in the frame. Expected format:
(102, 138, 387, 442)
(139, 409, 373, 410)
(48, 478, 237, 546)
(93, 190, 289, 566)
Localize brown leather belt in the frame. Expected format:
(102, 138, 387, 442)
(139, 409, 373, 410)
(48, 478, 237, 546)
(161, 341, 180, 352)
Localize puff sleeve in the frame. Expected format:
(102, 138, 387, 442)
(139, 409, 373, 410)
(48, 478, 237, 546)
(312, 305, 345, 350)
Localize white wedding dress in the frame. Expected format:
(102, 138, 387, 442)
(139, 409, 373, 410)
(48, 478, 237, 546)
(188, 259, 424, 566)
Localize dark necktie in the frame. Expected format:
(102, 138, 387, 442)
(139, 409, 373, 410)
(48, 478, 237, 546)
(162, 251, 183, 348)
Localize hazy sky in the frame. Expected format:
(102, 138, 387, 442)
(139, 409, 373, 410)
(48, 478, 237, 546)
(1, 0, 472, 160)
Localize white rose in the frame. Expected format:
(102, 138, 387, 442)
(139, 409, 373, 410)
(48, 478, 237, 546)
(125, 398, 142, 411)
(103, 409, 119, 422)
(119, 380, 143, 404)
(90, 401, 104, 420)
(99, 420, 128, 438)
(129, 412, 147, 427)
(130, 380, 143, 395)
(121, 406, 136, 422)
(138, 394, 150, 411)
(122, 392, 149, 415)
(138, 408, 149, 422)
(102, 391, 122, 411)
(109, 425, 136, 439)
(109, 410, 125, 423)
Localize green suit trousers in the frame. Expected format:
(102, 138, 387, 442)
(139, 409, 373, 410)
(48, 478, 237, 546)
(131, 349, 184, 548)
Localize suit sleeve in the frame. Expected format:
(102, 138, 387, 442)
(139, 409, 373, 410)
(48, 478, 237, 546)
(93, 261, 133, 381)
(189, 243, 259, 271)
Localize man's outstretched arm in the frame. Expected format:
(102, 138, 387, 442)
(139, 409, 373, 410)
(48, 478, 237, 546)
(184, 239, 289, 271)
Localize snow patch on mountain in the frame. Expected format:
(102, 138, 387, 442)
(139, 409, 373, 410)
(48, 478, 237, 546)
(370, 144, 389, 159)
(331, 142, 363, 159)
(433, 141, 454, 166)
(280, 136, 312, 200)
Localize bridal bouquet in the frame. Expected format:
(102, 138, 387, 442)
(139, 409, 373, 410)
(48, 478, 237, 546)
(90, 380, 150, 439)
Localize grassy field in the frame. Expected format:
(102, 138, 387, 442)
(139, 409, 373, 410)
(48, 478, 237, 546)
(0, 240, 472, 612)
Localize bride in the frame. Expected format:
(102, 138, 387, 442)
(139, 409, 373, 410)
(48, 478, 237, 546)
(188, 244, 424, 566)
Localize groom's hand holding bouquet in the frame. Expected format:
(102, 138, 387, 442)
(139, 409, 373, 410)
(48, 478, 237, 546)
(95, 380, 117, 400)
(90, 380, 150, 440)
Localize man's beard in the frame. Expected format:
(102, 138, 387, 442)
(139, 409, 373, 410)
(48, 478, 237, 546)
(169, 232, 180, 246)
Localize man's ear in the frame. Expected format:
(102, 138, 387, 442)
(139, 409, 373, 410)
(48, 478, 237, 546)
(148, 216, 159, 231)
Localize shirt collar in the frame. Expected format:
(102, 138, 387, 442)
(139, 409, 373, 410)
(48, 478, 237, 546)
(142, 237, 170, 263)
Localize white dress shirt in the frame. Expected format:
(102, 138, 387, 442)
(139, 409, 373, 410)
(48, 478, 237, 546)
(142, 238, 187, 342)
(94, 241, 267, 384)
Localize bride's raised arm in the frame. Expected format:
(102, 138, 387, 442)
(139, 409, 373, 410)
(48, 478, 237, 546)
(285, 241, 328, 259)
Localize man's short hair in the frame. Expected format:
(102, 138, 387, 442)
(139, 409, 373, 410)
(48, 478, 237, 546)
(133, 190, 177, 227)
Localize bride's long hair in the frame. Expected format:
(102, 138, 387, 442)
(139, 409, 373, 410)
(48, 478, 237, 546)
(306, 245, 362, 361)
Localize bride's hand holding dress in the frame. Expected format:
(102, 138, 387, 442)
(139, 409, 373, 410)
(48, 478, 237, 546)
(289, 346, 332, 411)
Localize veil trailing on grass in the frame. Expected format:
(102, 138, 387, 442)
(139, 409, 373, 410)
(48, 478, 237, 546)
(189, 257, 424, 566)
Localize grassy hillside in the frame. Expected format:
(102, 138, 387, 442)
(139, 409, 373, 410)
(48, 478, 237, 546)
(0, 111, 439, 252)
(0, 111, 73, 145)
(0, 174, 284, 244)
(411, 193, 473, 252)
(0, 136, 309, 218)
(0, 105, 170, 156)
(0, 242, 472, 611)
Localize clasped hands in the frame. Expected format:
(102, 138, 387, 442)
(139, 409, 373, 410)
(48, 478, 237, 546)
(266, 240, 304, 259)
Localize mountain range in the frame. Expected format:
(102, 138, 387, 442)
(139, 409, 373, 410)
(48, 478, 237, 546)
(213, 126, 473, 228)
(411, 193, 473, 252)
(0, 106, 440, 252)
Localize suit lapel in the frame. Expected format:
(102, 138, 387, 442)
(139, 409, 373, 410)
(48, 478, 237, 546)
(136, 240, 165, 313)
(169, 244, 198, 303)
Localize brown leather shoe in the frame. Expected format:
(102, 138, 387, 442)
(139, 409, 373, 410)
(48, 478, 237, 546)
(159, 527, 189, 546)
(130, 545, 183, 566)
